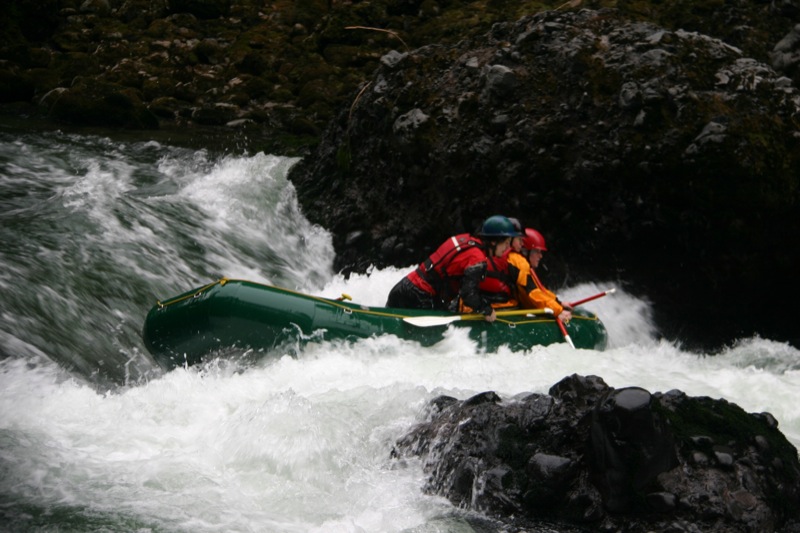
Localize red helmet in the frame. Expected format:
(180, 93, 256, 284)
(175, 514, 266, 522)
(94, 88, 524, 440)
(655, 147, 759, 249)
(522, 228, 547, 251)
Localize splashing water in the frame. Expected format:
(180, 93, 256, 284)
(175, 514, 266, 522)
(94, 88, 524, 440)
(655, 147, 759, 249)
(1, 127, 798, 532)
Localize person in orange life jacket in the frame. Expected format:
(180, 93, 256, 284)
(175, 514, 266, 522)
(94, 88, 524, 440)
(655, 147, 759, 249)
(510, 227, 573, 322)
(385, 215, 521, 322)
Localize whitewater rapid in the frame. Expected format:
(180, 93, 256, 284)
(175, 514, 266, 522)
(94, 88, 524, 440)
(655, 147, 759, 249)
(1, 127, 798, 532)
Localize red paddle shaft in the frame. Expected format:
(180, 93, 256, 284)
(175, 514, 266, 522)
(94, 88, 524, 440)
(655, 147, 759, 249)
(556, 317, 575, 349)
(530, 267, 576, 348)
(567, 289, 616, 308)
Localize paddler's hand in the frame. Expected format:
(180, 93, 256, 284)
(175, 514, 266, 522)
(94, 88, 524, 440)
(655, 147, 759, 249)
(558, 310, 572, 323)
(484, 309, 497, 322)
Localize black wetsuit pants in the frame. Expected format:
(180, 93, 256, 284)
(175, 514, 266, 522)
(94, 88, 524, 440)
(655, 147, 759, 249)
(386, 277, 441, 310)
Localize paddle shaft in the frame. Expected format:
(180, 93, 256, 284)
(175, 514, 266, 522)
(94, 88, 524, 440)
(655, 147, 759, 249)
(556, 317, 575, 349)
(567, 289, 615, 308)
(455, 307, 553, 322)
(403, 308, 552, 327)
(495, 308, 552, 318)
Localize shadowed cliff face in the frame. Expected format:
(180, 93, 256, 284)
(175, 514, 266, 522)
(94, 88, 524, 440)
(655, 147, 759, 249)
(289, 9, 800, 349)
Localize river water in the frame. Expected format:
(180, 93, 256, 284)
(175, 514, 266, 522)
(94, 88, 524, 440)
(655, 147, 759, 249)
(2, 125, 799, 532)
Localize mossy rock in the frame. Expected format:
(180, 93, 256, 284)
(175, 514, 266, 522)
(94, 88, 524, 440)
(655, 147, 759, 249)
(0, 45, 52, 69)
(271, 86, 295, 102)
(191, 102, 239, 125)
(142, 76, 181, 101)
(237, 75, 272, 98)
(193, 38, 226, 64)
(0, 69, 35, 103)
(284, 0, 332, 27)
(144, 18, 176, 38)
(322, 43, 382, 67)
(148, 96, 186, 118)
(221, 91, 252, 107)
(235, 50, 273, 75)
(43, 78, 159, 129)
(79, 0, 112, 16)
(297, 78, 338, 107)
(25, 67, 61, 96)
(293, 59, 337, 85)
(51, 52, 103, 82)
(104, 64, 146, 90)
(166, 0, 229, 20)
(2, 0, 62, 44)
(117, 0, 168, 23)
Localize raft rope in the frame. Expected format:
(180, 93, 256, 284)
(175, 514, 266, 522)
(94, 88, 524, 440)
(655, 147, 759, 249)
(154, 277, 599, 325)
(156, 278, 229, 309)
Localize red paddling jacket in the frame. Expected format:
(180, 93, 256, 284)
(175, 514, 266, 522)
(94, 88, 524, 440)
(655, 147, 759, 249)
(407, 234, 494, 315)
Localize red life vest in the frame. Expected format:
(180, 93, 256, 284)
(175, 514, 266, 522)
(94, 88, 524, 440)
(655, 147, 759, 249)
(479, 248, 514, 303)
(408, 233, 485, 301)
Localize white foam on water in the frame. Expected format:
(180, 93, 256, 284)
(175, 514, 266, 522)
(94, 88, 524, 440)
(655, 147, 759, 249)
(2, 134, 798, 532)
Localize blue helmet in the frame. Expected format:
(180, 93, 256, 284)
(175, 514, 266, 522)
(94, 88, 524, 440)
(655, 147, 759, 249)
(477, 215, 522, 238)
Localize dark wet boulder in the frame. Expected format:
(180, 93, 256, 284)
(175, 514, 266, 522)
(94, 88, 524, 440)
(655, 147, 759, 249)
(393, 374, 800, 532)
(40, 78, 159, 129)
(590, 386, 679, 513)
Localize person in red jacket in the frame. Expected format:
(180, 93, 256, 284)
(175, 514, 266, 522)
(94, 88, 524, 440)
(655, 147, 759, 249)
(386, 215, 521, 322)
(474, 217, 520, 308)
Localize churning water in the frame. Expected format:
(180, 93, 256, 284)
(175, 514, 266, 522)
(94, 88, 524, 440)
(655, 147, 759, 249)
(1, 126, 798, 532)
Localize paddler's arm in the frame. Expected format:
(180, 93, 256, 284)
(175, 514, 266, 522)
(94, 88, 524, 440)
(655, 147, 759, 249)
(461, 262, 496, 322)
(524, 276, 572, 321)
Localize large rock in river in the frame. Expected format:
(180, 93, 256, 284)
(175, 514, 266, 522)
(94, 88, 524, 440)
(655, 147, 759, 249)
(289, 8, 800, 349)
(392, 374, 800, 532)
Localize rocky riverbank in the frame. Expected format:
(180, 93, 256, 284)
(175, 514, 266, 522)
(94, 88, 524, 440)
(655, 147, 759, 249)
(4, 0, 799, 153)
(2, 0, 622, 154)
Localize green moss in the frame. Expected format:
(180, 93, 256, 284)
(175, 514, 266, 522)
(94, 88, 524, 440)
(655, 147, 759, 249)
(655, 396, 799, 481)
(654, 397, 800, 518)
(336, 137, 352, 172)
(269, 132, 319, 154)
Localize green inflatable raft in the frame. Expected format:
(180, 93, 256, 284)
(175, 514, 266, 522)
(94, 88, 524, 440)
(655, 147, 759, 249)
(142, 278, 608, 369)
